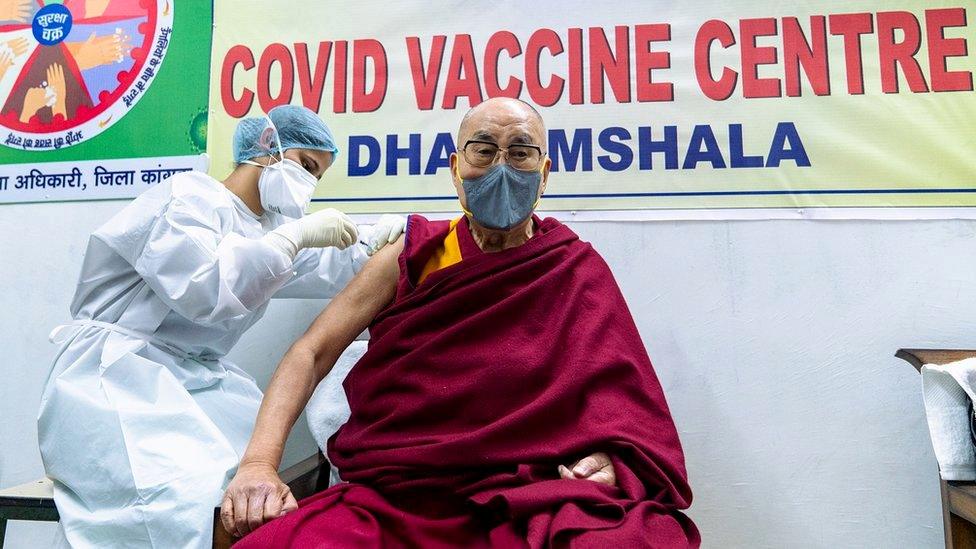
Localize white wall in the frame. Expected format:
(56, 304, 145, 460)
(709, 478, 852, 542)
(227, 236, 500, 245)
(0, 200, 957, 548)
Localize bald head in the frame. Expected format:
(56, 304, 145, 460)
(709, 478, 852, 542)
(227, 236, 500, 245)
(457, 98, 547, 153)
(449, 98, 552, 228)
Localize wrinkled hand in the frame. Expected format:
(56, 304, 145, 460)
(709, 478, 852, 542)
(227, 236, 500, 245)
(0, 0, 31, 22)
(558, 452, 616, 487)
(46, 63, 66, 118)
(220, 462, 298, 538)
(366, 214, 406, 256)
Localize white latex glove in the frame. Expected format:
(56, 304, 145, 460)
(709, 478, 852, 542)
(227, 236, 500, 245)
(263, 208, 359, 260)
(365, 214, 407, 256)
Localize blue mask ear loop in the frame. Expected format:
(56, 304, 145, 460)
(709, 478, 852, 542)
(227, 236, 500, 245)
(532, 156, 547, 210)
(454, 162, 475, 218)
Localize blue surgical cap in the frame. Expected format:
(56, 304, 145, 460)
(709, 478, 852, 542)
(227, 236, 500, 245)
(232, 105, 339, 163)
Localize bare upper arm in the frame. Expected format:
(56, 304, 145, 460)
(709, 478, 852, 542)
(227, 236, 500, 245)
(299, 237, 403, 376)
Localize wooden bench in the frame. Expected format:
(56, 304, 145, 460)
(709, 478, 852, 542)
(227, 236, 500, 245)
(896, 348, 976, 549)
(0, 452, 328, 549)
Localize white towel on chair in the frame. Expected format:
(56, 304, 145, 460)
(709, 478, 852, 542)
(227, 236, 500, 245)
(305, 339, 368, 486)
(922, 358, 976, 480)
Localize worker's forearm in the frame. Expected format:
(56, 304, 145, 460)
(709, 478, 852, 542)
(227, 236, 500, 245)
(238, 344, 320, 470)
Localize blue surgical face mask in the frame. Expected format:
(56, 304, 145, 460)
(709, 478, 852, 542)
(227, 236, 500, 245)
(458, 163, 543, 230)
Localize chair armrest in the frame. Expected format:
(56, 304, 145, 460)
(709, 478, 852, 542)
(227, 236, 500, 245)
(280, 452, 328, 501)
(0, 478, 59, 522)
(896, 349, 976, 373)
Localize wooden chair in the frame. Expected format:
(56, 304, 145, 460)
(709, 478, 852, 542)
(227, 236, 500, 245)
(0, 452, 328, 549)
(896, 349, 976, 549)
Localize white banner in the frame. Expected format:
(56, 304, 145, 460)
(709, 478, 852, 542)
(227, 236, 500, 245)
(0, 154, 208, 204)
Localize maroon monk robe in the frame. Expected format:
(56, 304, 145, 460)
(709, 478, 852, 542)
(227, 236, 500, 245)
(238, 215, 699, 548)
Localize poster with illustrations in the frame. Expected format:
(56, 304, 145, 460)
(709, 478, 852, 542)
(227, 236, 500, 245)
(0, 0, 211, 204)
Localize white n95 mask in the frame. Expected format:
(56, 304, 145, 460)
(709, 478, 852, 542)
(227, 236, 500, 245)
(243, 114, 320, 219)
(252, 157, 317, 219)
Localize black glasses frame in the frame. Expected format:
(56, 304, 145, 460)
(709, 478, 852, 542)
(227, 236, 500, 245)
(461, 140, 545, 169)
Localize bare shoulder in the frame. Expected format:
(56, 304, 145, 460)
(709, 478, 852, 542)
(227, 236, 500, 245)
(346, 235, 403, 298)
(297, 236, 404, 354)
(367, 235, 403, 280)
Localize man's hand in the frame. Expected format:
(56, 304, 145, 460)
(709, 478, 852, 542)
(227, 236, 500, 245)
(220, 462, 298, 538)
(558, 452, 616, 487)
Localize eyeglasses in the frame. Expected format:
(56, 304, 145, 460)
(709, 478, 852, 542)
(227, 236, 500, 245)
(462, 140, 545, 171)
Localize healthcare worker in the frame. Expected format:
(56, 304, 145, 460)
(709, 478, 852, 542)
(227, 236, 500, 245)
(37, 105, 405, 548)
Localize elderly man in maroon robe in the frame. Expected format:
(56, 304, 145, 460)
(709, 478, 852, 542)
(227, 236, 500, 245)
(220, 97, 699, 548)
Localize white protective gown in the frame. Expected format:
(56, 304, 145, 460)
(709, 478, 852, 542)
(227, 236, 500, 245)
(37, 171, 371, 548)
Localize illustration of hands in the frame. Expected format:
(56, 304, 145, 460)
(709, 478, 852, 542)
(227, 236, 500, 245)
(0, 37, 28, 81)
(19, 64, 65, 123)
(0, 0, 31, 23)
(0, 50, 12, 81)
(3, 37, 28, 57)
(20, 86, 49, 123)
(47, 63, 67, 119)
(68, 30, 133, 71)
